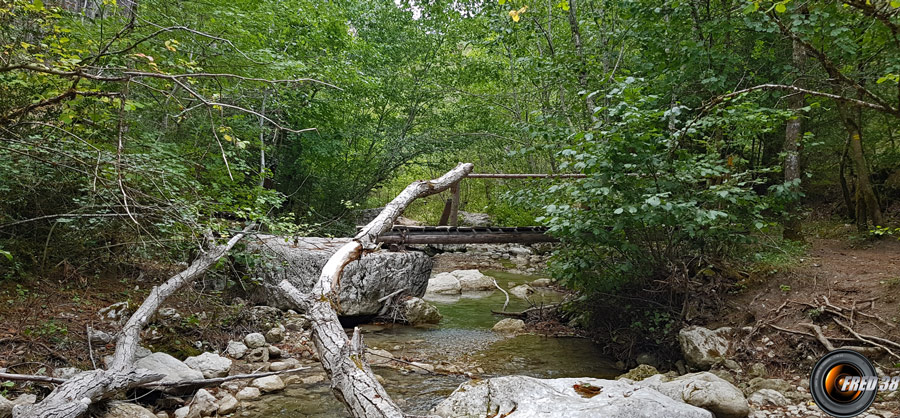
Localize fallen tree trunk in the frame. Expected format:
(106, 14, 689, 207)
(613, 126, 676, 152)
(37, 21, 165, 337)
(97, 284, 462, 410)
(278, 162, 474, 418)
(14, 225, 254, 418)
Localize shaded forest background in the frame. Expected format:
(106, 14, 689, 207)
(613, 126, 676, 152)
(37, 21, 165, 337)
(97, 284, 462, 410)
(2, 0, 900, 354)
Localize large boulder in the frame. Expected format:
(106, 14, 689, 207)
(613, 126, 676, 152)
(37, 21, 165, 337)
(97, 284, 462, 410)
(134, 352, 204, 384)
(247, 236, 432, 317)
(639, 372, 749, 418)
(432, 376, 713, 418)
(403, 297, 442, 325)
(426, 272, 462, 295)
(677, 326, 732, 370)
(184, 352, 232, 378)
(492, 318, 525, 334)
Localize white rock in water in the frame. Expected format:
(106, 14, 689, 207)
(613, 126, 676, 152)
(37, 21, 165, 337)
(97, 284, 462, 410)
(244, 332, 267, 349)
(639, 372, 749, 418)
(677, 326, 731, 370)
(235, 386, 261, 401)
(225, 340, 248, 358)
(433, 375, 713, 418)
(403, 297, 443, 325)
(452, 270, 495, 291)
(251, 375, 286, 393)
(426, 272, 461, 295)
(184, 352, 232, 378)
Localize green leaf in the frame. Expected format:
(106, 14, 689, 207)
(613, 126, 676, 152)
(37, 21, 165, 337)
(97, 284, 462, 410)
(32, 0, 44, 10)
(0, 250, 12, 261)
(891, 0, 900, 8)
(775, 3, 786, 13)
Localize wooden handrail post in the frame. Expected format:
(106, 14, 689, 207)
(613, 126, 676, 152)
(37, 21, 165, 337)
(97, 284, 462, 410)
(449, 181, 460, 226)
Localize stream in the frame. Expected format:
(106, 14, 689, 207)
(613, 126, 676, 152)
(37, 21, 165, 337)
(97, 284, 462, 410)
(252, 269, 618, 417)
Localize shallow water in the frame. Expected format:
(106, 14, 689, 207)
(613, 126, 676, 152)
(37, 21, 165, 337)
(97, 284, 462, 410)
(253, 269, 618, 417)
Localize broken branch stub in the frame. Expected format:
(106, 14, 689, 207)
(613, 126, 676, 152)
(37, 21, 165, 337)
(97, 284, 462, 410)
(278, 162, 473, 418)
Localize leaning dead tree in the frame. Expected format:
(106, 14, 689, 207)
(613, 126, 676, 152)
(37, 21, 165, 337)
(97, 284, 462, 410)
(278, 162, 474, 418)
(14, 225, 255, 418)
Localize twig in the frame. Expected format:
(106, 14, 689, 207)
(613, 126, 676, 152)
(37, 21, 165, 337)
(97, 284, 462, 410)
(492, 278, 510, 312)
(377, 288, 408, 303)
(86, 324, 97, 370)
(833, 319, 900, 360)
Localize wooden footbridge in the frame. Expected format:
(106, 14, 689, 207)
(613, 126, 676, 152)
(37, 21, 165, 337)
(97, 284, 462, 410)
(371, 172, 585, 246)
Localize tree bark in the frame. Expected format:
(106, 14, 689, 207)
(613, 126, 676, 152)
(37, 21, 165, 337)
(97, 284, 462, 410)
(14, 226, 254, 418)
(566, 0, 597, 124)
(782, 38, 805, 241)
(277, 163, 474, 418)
(837, 103, 883, 231)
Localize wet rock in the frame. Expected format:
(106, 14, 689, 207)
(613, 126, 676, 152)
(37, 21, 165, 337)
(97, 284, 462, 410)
(530, 278, 552, 287)
(134, 352, 204, 385)
(265, 326, 285, 344)
(427, 273, 462, 295)
(410, 362, 435, 374)
(235, 387, 261, 401)
(269, 358, 300, 371)
(218, 393, 239, 415)
(52, 366, 81, 379)
(748, 389, 788, 406)
(365, 348, 394, 366)
(618, 364, 659, 382)
(639, 372, 749, 418)
(433, 375, 712, 418)
(248, 237, 432, 316)
(403, 297, 443, 325)
(244, 333, 267, 349)
(491, 318, 525, 334)
(509, 284, 535, 299)
(225, 341, 248, 359)
(301, 374, 326, 385)
(251, 375, 285, 393)
(190, 389, 218, 416)
(184, 352, 232, 378)
(677, 326, 731, 370)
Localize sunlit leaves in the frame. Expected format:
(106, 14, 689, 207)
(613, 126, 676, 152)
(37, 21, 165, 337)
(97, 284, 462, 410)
(508, 5, 527, 22)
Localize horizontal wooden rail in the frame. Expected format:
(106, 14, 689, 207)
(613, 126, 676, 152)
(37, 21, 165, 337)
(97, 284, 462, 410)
(465, 173, 587, 179)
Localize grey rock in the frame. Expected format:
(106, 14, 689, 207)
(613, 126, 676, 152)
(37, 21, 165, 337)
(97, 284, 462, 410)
(531, 278, 552, 287)
(639, 372, 749, 418)
(748, 389, 788, 406)
(251, 375, 285, 393)
(225, 341, 248, 359)
(678, 326, 731, 370)
(87, 326, 115, 344)
(427, 273, 461, 295)
(235, 387, 261, 401)
(403, 297, 443, 325)
(245, 347, 269, 363)
(218, 393, 239, 415)
(433, 375, 713, 418)
(458, 211, 492, 227)
(509, 284, 535, 299)
(247, 236, 432, 317)
(100, 402, 158, 418)
(173, 406, 190, 418)
(618, 364, 659, 382)
(283, 313, 310, 331)
(265, 326, 285, 344)
(134, 352, 204, 385)
(365, 348, 394, 366)
(190, 389, 218, 417)
(268, 345, 282, 358)
(244, 333, 267, 349)
(748, 363, 767, 378)
(184, 352, 232, 379)
(492, 318, 525, 334)
(98, 301, 130, 322)
(746, 378, 791, 395)
(452, 270, 495, 291)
